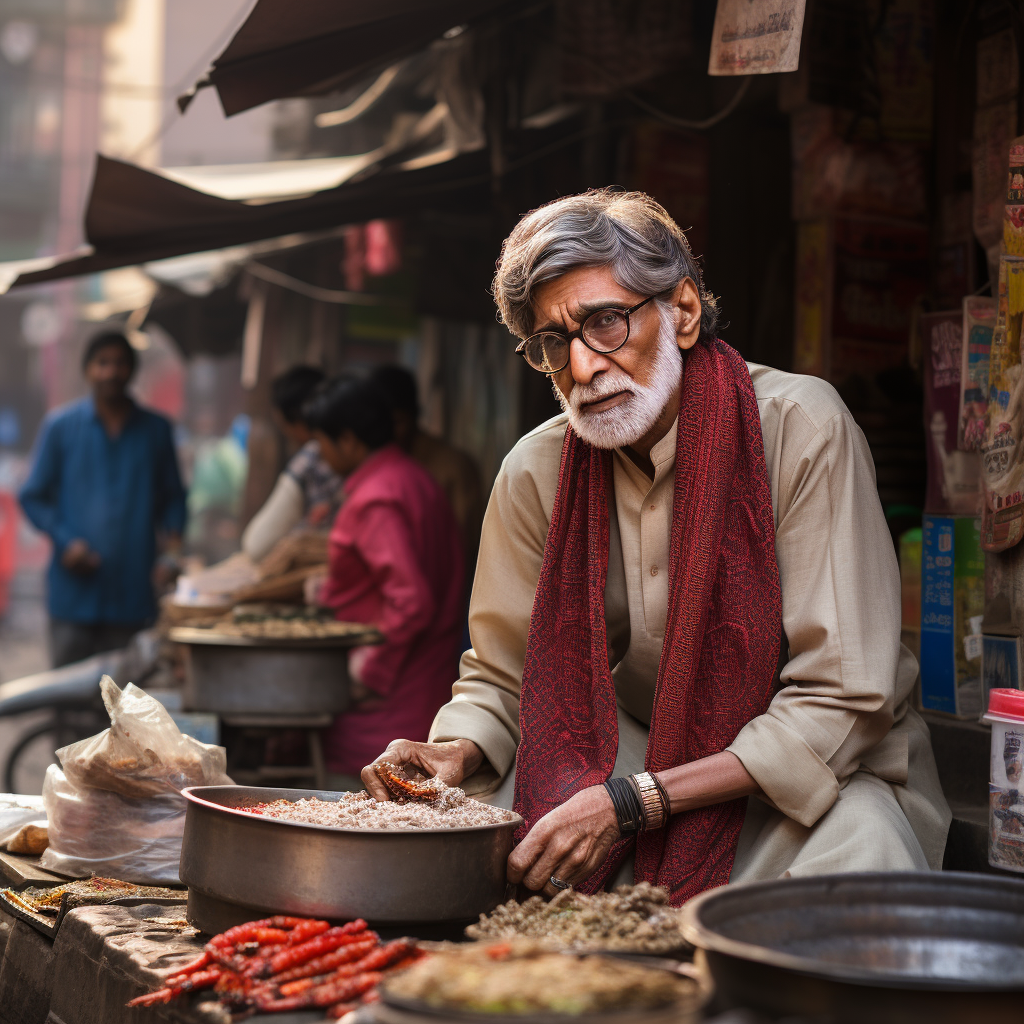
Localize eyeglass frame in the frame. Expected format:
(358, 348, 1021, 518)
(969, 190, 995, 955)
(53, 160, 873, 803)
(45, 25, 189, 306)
(514, 295, 657, 374)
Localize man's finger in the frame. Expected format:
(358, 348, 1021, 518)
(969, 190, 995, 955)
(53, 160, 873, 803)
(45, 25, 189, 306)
(359, 765, 391, 800)
(523, 835, 581, 892)
(519, 827, 576, 891)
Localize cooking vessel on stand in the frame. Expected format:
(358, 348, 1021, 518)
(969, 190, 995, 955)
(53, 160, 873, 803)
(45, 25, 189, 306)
(179, 786, 521, 935)
(680, 871, 1024, 1023)
(171, 626, 377, 715)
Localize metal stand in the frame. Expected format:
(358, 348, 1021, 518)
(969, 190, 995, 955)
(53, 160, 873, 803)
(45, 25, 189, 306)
(220, 713, 332, 789)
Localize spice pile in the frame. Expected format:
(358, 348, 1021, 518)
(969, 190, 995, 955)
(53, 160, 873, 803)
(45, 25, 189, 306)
(240, 791, 515, 830)
(383, 939, 699, 1016)
(128, 916, 422, 1017)
(466, 882, 688, 954)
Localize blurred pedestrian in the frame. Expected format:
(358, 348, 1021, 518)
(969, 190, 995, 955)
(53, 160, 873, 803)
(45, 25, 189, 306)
(241, 366, 343, 563)
(19, 331, 187, 667)
(302, 376, 463, 790)
(369, 365, 483, 580)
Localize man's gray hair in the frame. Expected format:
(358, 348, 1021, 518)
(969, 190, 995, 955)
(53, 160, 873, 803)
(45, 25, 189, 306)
(492, 188, 719, 341)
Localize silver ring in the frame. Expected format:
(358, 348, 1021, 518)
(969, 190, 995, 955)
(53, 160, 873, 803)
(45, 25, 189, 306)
(549, 875, 571, 891)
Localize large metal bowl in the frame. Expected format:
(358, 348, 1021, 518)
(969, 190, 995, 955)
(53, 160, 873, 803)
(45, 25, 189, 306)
(179, 786, 521, 933)
(172, 627, 365, 715)
(680, 871, 1024, 1023)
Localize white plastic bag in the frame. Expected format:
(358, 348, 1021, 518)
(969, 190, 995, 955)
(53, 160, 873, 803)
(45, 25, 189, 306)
(58, 676, 229, 799)
(41, 677, 231, 884)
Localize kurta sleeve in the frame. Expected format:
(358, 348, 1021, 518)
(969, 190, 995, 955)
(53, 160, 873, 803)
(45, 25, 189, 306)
(19, 415, 74, 555)
(241, 473, 304, 561)
(727, 409, 906, 828)
(428, 432, 557, 779)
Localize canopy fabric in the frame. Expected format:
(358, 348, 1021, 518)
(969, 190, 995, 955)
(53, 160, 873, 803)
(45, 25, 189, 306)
(7, 150, 489, 290)
(208, 0, 517, 116)
(159, 154, 378, 202)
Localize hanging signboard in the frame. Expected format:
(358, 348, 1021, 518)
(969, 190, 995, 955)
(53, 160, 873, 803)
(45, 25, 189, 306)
(708, 0, 807, 76)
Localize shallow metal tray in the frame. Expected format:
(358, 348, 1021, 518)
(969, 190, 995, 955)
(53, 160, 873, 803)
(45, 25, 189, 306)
(681, 870, 1024, 1023)
(179, 786, 521, 932)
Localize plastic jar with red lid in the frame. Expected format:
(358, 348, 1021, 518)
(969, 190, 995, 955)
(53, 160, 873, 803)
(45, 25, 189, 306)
(983, 688, 1024, 872)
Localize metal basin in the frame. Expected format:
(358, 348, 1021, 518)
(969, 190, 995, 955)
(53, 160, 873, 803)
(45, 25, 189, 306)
(179, 786, 521, 932)
(681, 871, 1024, 1023)
(174, 631, 354, 715)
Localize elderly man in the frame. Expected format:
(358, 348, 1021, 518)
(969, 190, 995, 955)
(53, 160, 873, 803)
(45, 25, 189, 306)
(362, 190, 949, 903)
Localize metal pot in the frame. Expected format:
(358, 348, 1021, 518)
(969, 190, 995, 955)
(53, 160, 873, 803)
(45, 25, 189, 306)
(172, 628, 356, 715)
(680, 871, 1024, 1023)
(179, 786, 521, 933)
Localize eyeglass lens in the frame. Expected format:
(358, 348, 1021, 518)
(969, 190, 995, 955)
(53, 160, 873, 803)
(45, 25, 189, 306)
(522, 309, 630, 372)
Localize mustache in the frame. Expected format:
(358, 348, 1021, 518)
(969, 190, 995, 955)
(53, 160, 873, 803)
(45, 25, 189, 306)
(568, 370, 637, 412)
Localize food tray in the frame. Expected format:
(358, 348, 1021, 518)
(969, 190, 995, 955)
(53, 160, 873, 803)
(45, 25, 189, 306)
(1, 884, 185, 939)
(376, 958, 708, 1024)
(169, 625, 381, 648)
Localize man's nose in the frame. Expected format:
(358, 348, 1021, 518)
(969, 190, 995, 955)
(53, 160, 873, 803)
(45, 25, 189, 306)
(568, 336, 612, 386)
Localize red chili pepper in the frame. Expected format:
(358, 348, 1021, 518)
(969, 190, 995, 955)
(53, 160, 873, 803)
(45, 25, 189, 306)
(253, 992, 314, 1012)
(126, 968, 222, 1007)
(165, 950, 210, 980)
(278, 977, 318, 997)
(285, 918, 331, 945)
(269, 936, 379, 984)
(310, 971, 383, 1008)
(268, 926, 374, 976)
(348, 939, 415, 973)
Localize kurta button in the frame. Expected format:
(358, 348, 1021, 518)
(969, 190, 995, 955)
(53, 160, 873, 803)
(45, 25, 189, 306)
(649, 504, 656, 511)
(650, 565, 659, 576)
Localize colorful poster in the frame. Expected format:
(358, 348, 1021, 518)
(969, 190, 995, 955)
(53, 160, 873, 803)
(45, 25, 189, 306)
(1005, 136, 1024, 256)
(980, 256, 1024, 551)
(920, 515, 984, 718)
(959, 296, 998, 451)
(708, 0, 806, 75)
(923, 310, 981, 515)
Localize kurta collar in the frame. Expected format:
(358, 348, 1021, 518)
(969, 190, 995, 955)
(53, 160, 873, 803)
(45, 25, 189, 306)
(614, 415, 679, 489)
(85, 395, 140, 432)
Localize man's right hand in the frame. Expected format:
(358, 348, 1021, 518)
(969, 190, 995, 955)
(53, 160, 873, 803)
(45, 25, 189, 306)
(61, 538, 100, 574)
(361, 738, 484, 801)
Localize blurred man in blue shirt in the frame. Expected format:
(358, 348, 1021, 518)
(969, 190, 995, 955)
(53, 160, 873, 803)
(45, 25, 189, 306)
(20, 332, 188, 666)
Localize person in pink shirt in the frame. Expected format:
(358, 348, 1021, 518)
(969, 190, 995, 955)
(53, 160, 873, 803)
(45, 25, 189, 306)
(302, 376, 465, 790)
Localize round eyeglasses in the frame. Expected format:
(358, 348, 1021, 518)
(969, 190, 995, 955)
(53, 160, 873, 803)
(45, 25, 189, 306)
(515, 296, 656, 374)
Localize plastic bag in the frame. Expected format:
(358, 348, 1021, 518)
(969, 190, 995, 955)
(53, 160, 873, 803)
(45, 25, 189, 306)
(41, 676, 231, 884)
(57, 676, 230, 799)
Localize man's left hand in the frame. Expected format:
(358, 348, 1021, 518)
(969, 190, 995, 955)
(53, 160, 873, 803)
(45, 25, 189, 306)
(507, 785, 620, 896)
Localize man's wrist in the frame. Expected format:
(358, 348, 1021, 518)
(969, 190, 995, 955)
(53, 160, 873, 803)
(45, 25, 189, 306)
(450, 738, 484, 777)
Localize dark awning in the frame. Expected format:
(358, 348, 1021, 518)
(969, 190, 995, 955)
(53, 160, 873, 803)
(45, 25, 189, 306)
(8, 150, 491, 289)
(206, 0, 518, 116)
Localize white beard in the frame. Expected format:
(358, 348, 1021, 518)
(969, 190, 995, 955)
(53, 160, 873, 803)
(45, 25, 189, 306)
(553, 308, 683, 450)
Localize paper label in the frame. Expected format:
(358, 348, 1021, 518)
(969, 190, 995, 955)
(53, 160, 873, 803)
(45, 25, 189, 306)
(708, 0, 806, 76)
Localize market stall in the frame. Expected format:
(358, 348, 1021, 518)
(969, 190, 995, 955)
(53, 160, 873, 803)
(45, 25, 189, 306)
(4, 748, 1024, 1024)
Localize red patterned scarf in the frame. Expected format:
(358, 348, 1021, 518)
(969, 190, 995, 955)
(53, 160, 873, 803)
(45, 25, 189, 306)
(513, 339, 782, 905)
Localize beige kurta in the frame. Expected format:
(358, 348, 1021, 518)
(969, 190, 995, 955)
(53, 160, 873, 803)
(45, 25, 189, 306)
(429, 364, 951, 877)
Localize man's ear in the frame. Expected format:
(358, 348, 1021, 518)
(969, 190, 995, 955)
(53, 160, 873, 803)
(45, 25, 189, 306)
(670, 278, 702, 351)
